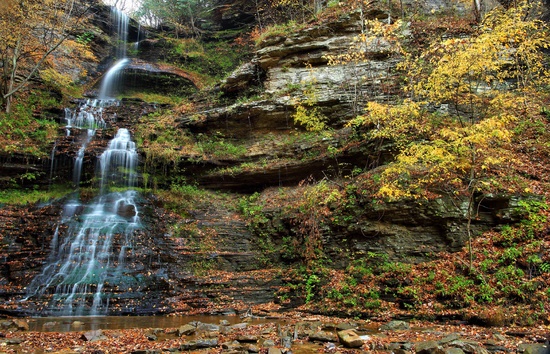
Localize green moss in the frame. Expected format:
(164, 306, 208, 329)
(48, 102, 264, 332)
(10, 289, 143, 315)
(0, 184, 72, 205)
(165, 37, 251, 85)
(0, 91, 61, 158)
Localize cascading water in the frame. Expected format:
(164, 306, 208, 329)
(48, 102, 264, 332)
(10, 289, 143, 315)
(98, 58, 130, 100)
(112, 7, 129, 59)
(25, 128, 141, 316)
(24, 7, 143, 316)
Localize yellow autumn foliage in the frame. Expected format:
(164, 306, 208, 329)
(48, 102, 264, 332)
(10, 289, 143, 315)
(339, 2, 549, 200)
(0, 0, 92, 111)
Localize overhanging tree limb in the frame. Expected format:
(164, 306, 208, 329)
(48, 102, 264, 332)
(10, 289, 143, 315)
(3, 33, 68, 101)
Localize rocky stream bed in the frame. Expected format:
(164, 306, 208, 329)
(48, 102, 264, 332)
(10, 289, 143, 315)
(0, 312, 548, 353)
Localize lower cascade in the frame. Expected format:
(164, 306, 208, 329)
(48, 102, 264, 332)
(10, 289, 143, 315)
(25, 126, 142, 316)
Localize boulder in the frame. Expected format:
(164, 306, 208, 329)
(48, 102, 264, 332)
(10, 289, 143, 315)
(179, 338, 218, 350)
(81, 329, 107, 342)
(439, 333, 461, 345)
(416, 340, 445, 354)
(177, 324, 196, 336)
(5, 337, 23, 345)
(11, 319, 29, 331)
(337, 329, 365, 348)
(195, 322, 220, 332)
(262, 339, 276, 347)
(309, 330, 338, 342)
(248, 344, 261, 353)
(517, 343, 550, 354)
(450, 340, 489, 354)
(445, 348, 466, 354)
(236, 335, 258, 342)
(1, 320, 29, 332)
(380, 320, 410, 331)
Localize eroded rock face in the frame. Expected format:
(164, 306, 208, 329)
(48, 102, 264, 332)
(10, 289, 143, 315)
(120, 60, 200, 95)
(180, 9, 404, 144)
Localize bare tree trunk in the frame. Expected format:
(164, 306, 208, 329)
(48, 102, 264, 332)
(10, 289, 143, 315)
(473, 0, 483, 22)
(3, 34, 68, 109)
(254, 0, 263, 30)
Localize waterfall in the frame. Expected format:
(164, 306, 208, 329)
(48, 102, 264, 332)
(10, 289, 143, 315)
(98, 58, 130, 100)
(23, 5, 144, 316)
(134, 23, 141, 51)
(98, 7, 131, 100)
(99, 128, 138, 192)
(112, 7, 129, 59)
(64, 100, 111, 186)
(25, 128, 141, 316)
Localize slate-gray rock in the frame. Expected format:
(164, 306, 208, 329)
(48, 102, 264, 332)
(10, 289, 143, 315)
(517, 343, 550, 354)
(416, 340, 445, 354)
(179, 338, 218, 350)
(380, 320, 410, 331)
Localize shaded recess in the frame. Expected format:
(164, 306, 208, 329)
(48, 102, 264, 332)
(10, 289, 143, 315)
(88, 59, 199, 97)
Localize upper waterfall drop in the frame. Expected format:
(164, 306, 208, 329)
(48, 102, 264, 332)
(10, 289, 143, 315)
(97, 7, 132, 100)
(112, 7, 129, 59)
(98, 58, 130, 100)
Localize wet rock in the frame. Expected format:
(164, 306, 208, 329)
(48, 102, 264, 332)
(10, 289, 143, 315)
(388, 341, 414, 354)
(445, 348, 465, 354)
(380, 320, 410, 331)
(220, 61, 260, 94)
(237, 334, 258, 342)
(179, 338, 219, 350)
(177, 324, 196, 336)
(1, 319, 29, 332)
(484, 341, 509, 353)
(5, 337, 23, 345)
(309, 330, 338, 342)
(81, 329, 107, 342)
(222, 340, 243, 351)
(336, 322, 357, 331)
(117, 203, 136, 217)
(268, 348, 283, 354)
(71, 321, 84, 328)
(281, 335, 292, 348)
(43, 321, 57, 328)
(196, 322, 220, 332)
(248, 344, 260, 353)
(416, 340, 444, 354)
(324, 342, 337, 351)
(263, 339, 276, 347)
(450, 340, 489, 354)
(12, 319, 29, 331)
(517, 343, 550, 354)
(338, 329, 365, 348)
(165, 328, 178, 335)
(230, 323, 249, 331)
(116, 59, 199, 96)
(393, 350, 412, 354)
(439, 333, 461, 345)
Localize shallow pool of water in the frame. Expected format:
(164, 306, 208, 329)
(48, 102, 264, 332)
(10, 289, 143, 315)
(28, 315, 274, 332)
